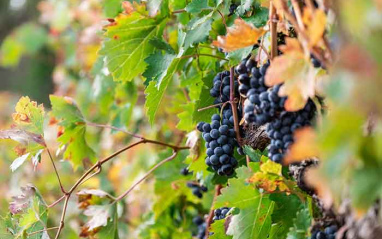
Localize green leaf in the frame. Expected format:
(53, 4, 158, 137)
(100, 12, 168, 82)
(269, 194, 304, 239)
(183, 13, 213, 51)
(210, 219, 232, 239)
(244, 7, 269, 28)
(237, 0, 254, 15)
(243, 146, 265, 162)
(227, 46, 253, 65)
(143, 51, 176, 86)
(286, 208, 311, 239)
(145, 58, 183, 125)
(149, 37, 175, 54)
(185, 0, 210, 14)
(50, 95, 95, 170)
(97, 207, 120, 239)
(215, 166, 274, 239)
(192, 73, 218, 123)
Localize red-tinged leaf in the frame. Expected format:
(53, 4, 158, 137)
(0, 129, 45, 146)
(213, 18, 265, 52)
(9, 184, 42, 214)
(284, 127, 320, 164)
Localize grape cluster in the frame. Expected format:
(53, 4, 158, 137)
(228, 3, 238, 16)
(197, 70, 242, 176)
(213, 207, 231, 221)
(180, 167, 190, 176)
(192, 216, 206, 239)
(311, 225, 337, 239)
(235, 59, 273, 125)
(267, 100, 316, 163)
(209, 71, 238, 104)
(187, 182, 208, 198)
(238, 58, 317, 163)
(197, 113, 238, 176)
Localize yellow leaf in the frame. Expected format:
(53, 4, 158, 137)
(260, 160, 282, 175)
(265, 38, 316, 111)
(212, 18, 265, 52)
(284, 127, 320, 164)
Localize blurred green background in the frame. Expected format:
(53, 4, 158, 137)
(0, 0, 54, 105)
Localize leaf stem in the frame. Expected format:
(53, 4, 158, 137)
(181, 53, 227, 61)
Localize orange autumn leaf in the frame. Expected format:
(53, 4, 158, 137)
(302, 8, 327, 47)
(265, 38, 316, 111)
(284, 127, 320, 164)
(213, 19, 265, 52)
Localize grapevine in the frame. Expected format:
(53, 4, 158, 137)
(0, 0, 381, 239)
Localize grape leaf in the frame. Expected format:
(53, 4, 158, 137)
(237, 0, 255, 15)
(183, 13, 213, 51)
(227, 46, 253, 65)
(192, 73, 218, 123)
(185, 0, 210, 14)
(143, 51, 176, 86)
(215, 166, 274, 239)
(265, 38, 316, 111)
(7, 185, 49, 238)
(100, 12, 168, 82)
(50, 95, 96, 170)
(286, 208, 311, 239)
(244, 6, 269, 28)
(149, 37, 175, 54)
(210, 219, 232, 239)
(269, 194, 304, 239)
(213, 18, 265, 52)
(145, 58, 183, 125)
(12, 96, 45, 135)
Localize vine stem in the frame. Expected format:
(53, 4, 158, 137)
(229, 67, 242, 145)
(205, 184, 223, 238)
(86, 121, 143, 139)
(52, 136, 189, 239)
(269, 2, 278, 60)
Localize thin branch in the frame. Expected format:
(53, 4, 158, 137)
(48, 195, 65, 208)
(113, 151, 178, 202)
(28, 226, 60, 236)
(46, 148, 66, 194)
(86, 121, 143, 139)
(246, 155, 251, 168)
(173, 9, 186, 13)
(229, 67, 242, 145)
(205, 184, 223, 237)
(55, 196, 69, 239)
